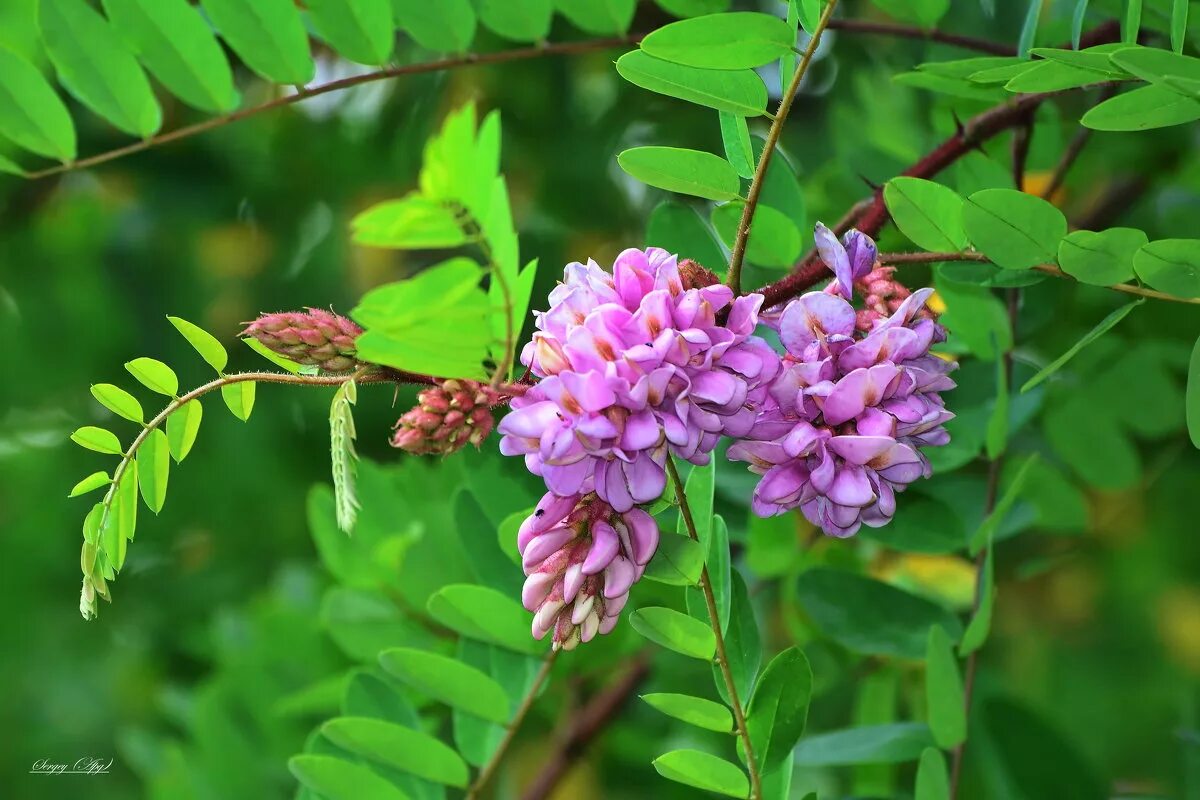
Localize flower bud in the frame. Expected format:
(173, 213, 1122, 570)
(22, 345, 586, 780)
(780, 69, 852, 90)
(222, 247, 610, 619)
(391, 379, 500, 456)
(241, 308, 362, 372)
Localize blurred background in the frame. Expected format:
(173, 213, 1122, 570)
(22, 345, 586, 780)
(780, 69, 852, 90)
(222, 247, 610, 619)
(2, 0, 1199, 798)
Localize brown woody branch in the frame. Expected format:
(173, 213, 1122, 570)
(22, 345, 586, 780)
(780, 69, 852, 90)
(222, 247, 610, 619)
(827, 18, 1013, 56)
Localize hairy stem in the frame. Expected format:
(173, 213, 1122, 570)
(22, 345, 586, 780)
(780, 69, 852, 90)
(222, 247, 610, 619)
(467, 650, 558, 800)
(666, 457, 763, 800)
(726, 0, 839, 294)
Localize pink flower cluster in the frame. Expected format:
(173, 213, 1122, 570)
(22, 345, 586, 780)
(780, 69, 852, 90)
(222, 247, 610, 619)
(498, 248, 779, 512)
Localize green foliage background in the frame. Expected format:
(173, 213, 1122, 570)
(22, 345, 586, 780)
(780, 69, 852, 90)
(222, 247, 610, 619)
(2, 0, 1200, 798)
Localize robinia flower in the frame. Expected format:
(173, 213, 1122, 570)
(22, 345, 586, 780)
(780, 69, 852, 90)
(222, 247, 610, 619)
(729, 233, 955, 537)
(391, 379, 499, 456)
(241, 308, 362, 372)
(519, 491, 659, 650)
(498, 247, 779, 513)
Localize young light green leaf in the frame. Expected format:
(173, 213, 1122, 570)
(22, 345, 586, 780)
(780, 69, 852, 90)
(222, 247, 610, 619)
(1058, 227, 1146, 285)
(69, 471, 110, 497)
(629, 606, 717, 660)
(553, 0, 636, 34)
(925, 625, 966, 748)
(1189, 333, 1200, 450)
(90, 383, 144, 423)
(640, 12, 795, 69)
(427, 584, 543, 655)
(321, 716, 469, 787)
(643, 533, 706, 585)
(646, 201, 727, 272)
(221, 381, 255, 421)
(618, 146, 741, 201)
(1172, 0, 1189, 54)
(1071, 0, 1089, 49)
(720, 111, 754, 179)
(288, 755, 410, 800)
(242, 336, 308, 374)
(960, 542, 995, 654)
(616, 50, 768, 116)
(168, 316, 228, 373)
(797, 0, 820, 33)
(0, 44, 75, 161)
(100, 0, 237, 113)
(39, 0, 162, 137)
(136, 427, 170, 514)
(652, 750, 749, 798)
(969, 454, 1039, 554)
(71, 426, 123, 455)
(165, 399, 202, 462)
(307, 0, 394, 65)
(475, 0, 552, 42)
(793, 722, 936, 766)
(393, 0, 475, 52)
(199, 0, 314, 84)
(642, 693, 733, 732)
(125, 357, 178, 396)
(962, 188, 1066, 269)
(0, 154, 23, 176)
(747, 646, 813, 772)
(1018, 0, 1042, 57)
(1133, 239, 1200, 297)
(711, 201, 802, 268)
(329, 379, 359, 534)
(1123, 0, 1142, 44)
(353, 194, 470, 249)
(1005, 60, 1113, 92)
(1022, 300, 1143, 392)
(378, 647, 510, 722)
(1082, 85, 1200, 131)
(884, 177, 969, 252)
(916, 747, 951, 800)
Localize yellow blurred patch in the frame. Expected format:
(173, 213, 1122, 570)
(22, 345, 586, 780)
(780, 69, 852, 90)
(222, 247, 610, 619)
(1156, 586, 1200, 675)
(196, 223, 273, 279)
(925, 290, 946, 315)
(1020, 171, 1066, 207)
(872, 553, 977, 611)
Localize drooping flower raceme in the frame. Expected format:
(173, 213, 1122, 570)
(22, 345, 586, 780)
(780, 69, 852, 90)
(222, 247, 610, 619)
(518, 491, 658, 650)
(241, 308, 362, 373)
(498, 247, 780, 513)
(391, 379, 499, 456)
(729, 231, 955, 537)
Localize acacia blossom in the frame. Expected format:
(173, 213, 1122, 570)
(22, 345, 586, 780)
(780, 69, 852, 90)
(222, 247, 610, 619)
(498, 247, 779, 513)
(729, 227, 955, 537)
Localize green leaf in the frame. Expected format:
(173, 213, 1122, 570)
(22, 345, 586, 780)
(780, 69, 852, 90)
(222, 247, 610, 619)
(968, 60, 1040, 85)
(71, 426, 123, 455)
(797, 0, 820, 33)
(707, 515, 731, 632)
(643, 533, 706, 585)
(1018, 0, 1041, 57)
(0, 153, 23, 175)
(1133, 239, 1200, 298)
(100, 0, 237, 113)
(915, 747, 951, 800)
(199, 0, 314, 84)
(747, 646, 812, 772)
(883, 178, 969, 252)
(329, 379, 359, 534)
(935, 271, 1012, 361)
(1071, 0, 1089, 49)
(136, 428, 170, 514)
(1005, 60, 1113, 92)
(618, 146, 740, 201)
(924, 625, 966, 748)
(553, 0, 636, 34)
(90, 383, 143, 423)
(720, 111, 754, 179)
(960, 542, 994, 654)
(427, 584, 543, 655)
(307, 0, 394, 65)
(497, 508, 527, 566)
(1021, 300, 1142, 392)
(969, 454, 1038, 554)
(640, 12, 794, 69)
(1109, 46, 1200, 93)
(321, 716, 469, 787)
(629, 606, 717, 660)
(652, 750, 749, 798)
(352, 257, 492, 379)
(1082, 85, 1200, 131)
(393, 0, 475, 52)
(168, 316, 228, 373)
(378, 647, 510, 723)
(38, 0, 161, 137)
(221, 381, 255, 421)
(475, 0, 552, 42)
(353, 195, 469, 249)
(983, 698, 1107, 799)
(1057, 227, 1146, 285)
(646, 201, 726, 272)
(894, 70, 1007, 102)
(616, 50, 768, 116)
(677, 457, 715, 549)
(1164, 75, 1200, 97)
(795, 568, 962, 659)
(793, 722, 935, 766)
(1172, 0, 1189, 54)
(125, 357, 178, 396)
(104, 460, 138, 569)
(711, 201, 802, 268)
(165, 399, 202, 462)
(1123, 0, 1142, 43)
(69, 471, 110, 497)
(1190, 333, 1200, 449)
(641, 693, 733, 732)
(1028, 45, 1129, 76)
(242, 336, 309, 374)
(288, 755, 411, 800)
(1046, 395, 1139, 489)
(962, 188, 1066, 270)
(0, 44, 75, 160)
(656, 0, 731, 16)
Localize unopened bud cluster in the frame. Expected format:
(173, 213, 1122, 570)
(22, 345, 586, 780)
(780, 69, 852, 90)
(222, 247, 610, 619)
(391, 379, 499, 456)
(241, 308, 362, 373)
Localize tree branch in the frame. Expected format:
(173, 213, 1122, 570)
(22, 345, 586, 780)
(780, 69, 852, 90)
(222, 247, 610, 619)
(827, 18, 1012, 56)
(521, 651, 652, 800)
(727, 0, 839, 294)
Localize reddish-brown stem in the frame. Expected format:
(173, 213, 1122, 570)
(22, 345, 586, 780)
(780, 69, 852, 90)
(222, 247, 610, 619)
(827, 18, 1013, 56)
